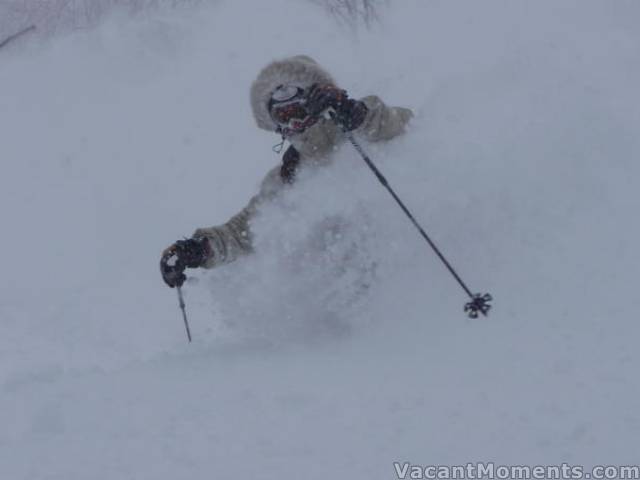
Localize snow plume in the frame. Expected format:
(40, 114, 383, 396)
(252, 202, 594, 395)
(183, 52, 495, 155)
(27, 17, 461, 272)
(202, 146, 394, 344)
(1, 1, 640, 478)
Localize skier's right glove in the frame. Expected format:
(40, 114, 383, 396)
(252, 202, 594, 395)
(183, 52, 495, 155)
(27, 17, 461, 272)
(160, 238, 211, 288)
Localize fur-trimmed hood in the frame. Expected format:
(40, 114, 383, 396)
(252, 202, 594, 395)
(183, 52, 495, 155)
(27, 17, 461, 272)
(250, 55, 336, 132)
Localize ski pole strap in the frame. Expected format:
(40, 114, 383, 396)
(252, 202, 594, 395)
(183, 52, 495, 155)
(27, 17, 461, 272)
(344, 131, 492, 318)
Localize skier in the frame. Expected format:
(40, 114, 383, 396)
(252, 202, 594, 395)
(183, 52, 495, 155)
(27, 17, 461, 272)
(160, 55, 413, 288)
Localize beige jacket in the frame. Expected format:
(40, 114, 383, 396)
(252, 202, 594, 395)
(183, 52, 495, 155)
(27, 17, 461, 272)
(193, 56, 413, 268)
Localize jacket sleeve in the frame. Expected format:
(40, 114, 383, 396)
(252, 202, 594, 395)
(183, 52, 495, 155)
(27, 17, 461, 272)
(191, 166, 284, 268)
(357, 95, 414, 142)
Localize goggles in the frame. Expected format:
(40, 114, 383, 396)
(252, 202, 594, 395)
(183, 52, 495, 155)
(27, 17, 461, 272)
(271, 84, 304, 103)
(268, 84, 317, 135)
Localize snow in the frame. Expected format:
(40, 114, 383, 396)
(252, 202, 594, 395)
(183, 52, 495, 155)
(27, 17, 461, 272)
(2, 1, 640, 478)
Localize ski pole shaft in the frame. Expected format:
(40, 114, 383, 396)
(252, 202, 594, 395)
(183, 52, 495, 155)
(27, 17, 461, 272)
(344, 132, 492, 317)
(177, 286, 192, 342)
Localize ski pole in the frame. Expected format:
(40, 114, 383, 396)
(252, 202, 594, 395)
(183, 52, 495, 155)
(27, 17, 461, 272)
(176, 286, 192, 342)
(344, 131, 492, 318)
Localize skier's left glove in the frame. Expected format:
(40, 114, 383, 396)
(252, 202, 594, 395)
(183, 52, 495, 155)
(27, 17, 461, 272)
(305, 84, 368, 131)
(160, 238, 211, 288)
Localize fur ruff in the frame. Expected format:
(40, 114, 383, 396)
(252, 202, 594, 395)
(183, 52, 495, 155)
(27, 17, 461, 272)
(250, 55, 336, 132)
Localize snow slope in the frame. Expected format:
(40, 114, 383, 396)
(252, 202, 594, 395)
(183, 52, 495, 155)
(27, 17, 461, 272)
(1, 1, 640, 478)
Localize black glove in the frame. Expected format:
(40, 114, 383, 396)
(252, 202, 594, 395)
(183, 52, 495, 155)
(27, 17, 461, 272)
(305, 84, 368, 131)
(160, 238, 211, 288)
